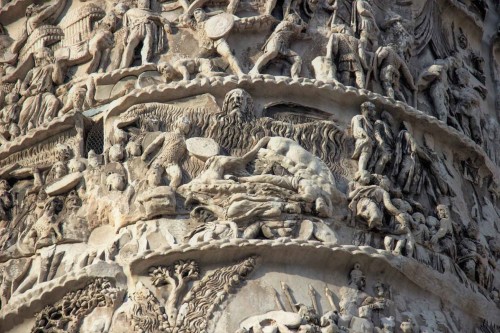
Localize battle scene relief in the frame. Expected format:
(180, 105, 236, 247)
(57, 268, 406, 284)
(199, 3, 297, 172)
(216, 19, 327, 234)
(0, 0, 500, 332)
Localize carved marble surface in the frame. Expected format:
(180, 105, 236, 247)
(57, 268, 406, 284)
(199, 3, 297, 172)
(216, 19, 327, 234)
(0, 0, 500, 332)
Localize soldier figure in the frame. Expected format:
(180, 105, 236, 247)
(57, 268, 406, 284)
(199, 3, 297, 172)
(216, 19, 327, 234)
(351, 101, 376, 179)
(181, 9, 244, 76)
(250, 13, 308, 78)
(353, 0, 379, 53)
(374, 44, 417, 104)
(120, 0, 172, 68)
(329, 24, 367, 88)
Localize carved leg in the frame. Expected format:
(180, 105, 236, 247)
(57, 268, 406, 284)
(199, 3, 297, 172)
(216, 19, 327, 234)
(217, 41, 244, 76)
(120, 33, 141, 69)
(339, 70, 351, 87)
(355, 70, 365, 89)
(141, 30, 154, 65)
(250, 50, 279, 75)
(289, 55, 302, 79)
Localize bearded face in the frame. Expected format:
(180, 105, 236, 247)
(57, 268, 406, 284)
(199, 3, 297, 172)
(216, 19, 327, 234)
(221, 89, 255, 122)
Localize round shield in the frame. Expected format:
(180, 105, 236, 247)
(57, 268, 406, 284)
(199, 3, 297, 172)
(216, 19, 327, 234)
(204, 13, 235, 39)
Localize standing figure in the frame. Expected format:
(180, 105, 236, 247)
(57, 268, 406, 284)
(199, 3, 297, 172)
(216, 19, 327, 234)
(391, 122, 421, 194)
(353, 0, 379, 53)
(374, 44, 416, 104)
(0, 180, 12, 223)
(351, 101, 376, 179)
(141, 117, 191, 188)
(120, 0, 172, 68)
(370, 111, 394, 175)
(329, 24, 367, 88)
(450, 68, 483, 145)
(18, 48, 64, 132)
(250, 13, 308, 78)
(430, 204, 456, 260)
(181, 9, 243, 76)
(417, 56, 461, 126)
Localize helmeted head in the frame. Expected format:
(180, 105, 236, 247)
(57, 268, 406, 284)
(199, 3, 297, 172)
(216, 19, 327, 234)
(193, 8, 206, 23)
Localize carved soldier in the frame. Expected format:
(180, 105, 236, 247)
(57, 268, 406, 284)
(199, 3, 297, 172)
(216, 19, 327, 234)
(120, 0, 172, 68)
(458, 222, 495, 289)
(348, 176, 401, 230)
(417, 56, 459, 124)
(450, 68, 483, 145)
(374, 44, 416, 104)
(181, 9, 244, 76)
(429, 204, 456, 260)
(370, 111, 394, 175)
(0, 92, 20, 143)
(351, 101, 376, 179)
(353, 0, 379, 53)
(250, 13, 308, 78)
(141, 116, 191, 188)
(18, 48, 64, 132)
(329, 24, 367, 88)
(0, 180, 12, 224)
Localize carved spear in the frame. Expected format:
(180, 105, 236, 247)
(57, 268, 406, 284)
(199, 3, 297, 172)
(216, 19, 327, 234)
(324, 285, 338, 312)
(308, 284, 318, 314)
(281, 281, 297, 312)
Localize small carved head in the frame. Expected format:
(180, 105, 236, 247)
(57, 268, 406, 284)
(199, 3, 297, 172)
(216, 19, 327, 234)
(147, 164, 163, 186)
(193, 8, 207, 23)
(436, 204, 449, 219)
(400, 319, 414, 333)
(380, 316, 395, 332)
(455, 68, 470, 85)
(285, 12, 302, 25)
(190, 206, 217, 223)
(52, 161, 68, 180)
(25, 4, 41, 17)
(136, 0, 150, 9)
(33, 48, 55, 67)
(158, 62, 176, 82)
(106, 173, 126, 191)
(174, 116, 191, 135)
(55, 143, 73, 162)
(0, 179, 10, 191)
(360, 101, 376, 120)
